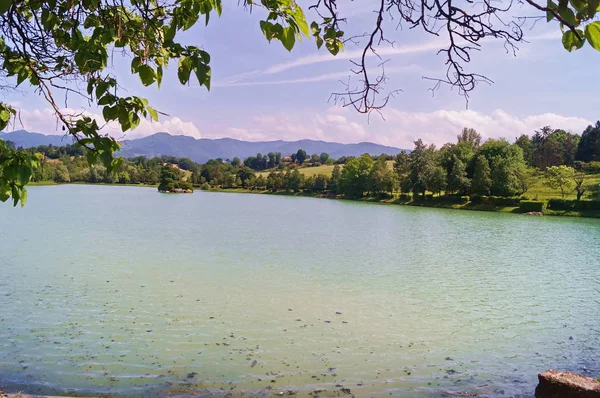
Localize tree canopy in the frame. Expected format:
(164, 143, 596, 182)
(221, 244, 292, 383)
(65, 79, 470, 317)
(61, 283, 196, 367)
(1, 0, 600, 206)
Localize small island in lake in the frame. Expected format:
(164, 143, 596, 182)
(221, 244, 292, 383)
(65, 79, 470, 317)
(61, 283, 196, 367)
(158, 164, 194, 193)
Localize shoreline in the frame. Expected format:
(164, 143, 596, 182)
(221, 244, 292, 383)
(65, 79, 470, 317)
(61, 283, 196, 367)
(204, 187, 600, 219)
(26, 182, 600, 218)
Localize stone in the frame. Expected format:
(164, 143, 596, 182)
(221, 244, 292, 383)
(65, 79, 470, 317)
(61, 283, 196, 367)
(535, 370, 600, 398)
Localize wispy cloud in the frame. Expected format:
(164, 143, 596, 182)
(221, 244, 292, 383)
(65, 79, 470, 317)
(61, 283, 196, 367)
(214, 65, 431, 88)
(264, 41, 446, 75)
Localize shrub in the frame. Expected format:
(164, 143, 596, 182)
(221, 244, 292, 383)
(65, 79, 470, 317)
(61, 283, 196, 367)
(437, 195, 469, 204)
(488, 196, 521, 207)
(200, 182, 210, 190)
(548, 199, 600, 211)
(398, 193, 411, 201)
(519, 200, 547, 213)
(470, 195, 486, 204)
(425, 194, 434, 201)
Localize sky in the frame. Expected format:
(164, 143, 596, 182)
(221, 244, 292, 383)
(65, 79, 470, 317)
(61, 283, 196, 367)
(3, 1, 599, 149)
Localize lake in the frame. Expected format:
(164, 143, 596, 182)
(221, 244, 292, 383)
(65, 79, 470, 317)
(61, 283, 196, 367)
(0, 185, 599, 397)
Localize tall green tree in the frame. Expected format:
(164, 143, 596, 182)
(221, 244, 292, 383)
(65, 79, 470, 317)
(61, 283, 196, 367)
(296, 149, 308, 165)
(330, 164, 342, 194)
(425, 166, 447, 197)
(470, 155, 492, 196)
(576, 122, 600, 162)
(545, 165, 576, 198)
(339, 154, 374, 198)
(447, 157, 470, 195)
(407, 139, 437, 199)
(368, 160, 397, 197)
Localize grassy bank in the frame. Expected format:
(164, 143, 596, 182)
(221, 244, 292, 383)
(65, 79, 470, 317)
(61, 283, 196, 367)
(205, 187, 600, 218)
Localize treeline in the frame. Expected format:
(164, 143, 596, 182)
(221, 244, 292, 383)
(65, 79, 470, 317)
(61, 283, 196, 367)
(240, 149, 337, 171)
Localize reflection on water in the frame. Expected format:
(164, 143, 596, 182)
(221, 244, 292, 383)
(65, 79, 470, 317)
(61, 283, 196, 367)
(0, 185, 599, 397)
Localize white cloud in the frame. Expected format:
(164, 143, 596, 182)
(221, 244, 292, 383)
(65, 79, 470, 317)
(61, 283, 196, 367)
(6, 108, 202, 140)
(377, 108, 592, 148)
(5, 106, 592, 152)
(223, 108, 592, 149)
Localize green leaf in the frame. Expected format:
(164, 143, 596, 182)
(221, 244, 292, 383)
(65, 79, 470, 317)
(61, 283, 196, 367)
(589, 0, 600, 17)
(260, 20, 273, 40)
(315, 36, 323, 49)
(177, 57, 193, 84)
(138, 64, 156, 86)
(0, 0, 11, 14)
(585, 21, 600, 50)
(0, 109, 11, 122)
(131, 57, 142, 73)
(310, 21, 321, 36)
(18, 165, 31, 184)
(147, 107, 159, 122)
(87, 151, 98, 166)
(18, 188, 27, 208)
(102, 105, 118, 121)
(194, 64, 211, 90)
(558, 6, 578, 26)
(96, 81, 109, 99)
(547, 0, 558, 21)
(156, 65, 163, 89)
(293, 6, 309, 36)
(281, 26, 296, 51)
(129, 112, 140, 130)
(118, 107, 131, 131)
(570, 0, 586, 12)
(562, 29, 586, 50)
(98, 95, 114, 106)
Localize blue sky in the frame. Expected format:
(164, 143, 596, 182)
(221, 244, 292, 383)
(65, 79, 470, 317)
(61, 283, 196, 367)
(4, 1, 599, 148)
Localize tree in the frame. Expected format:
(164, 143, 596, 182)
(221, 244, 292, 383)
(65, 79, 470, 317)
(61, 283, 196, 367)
(312, 174, 329, 193)
(283, 169, 304, 192)
(330, 164, 342, 194)
(470, 155, 492, 196)
(447, 157, 470, 195)
(236, 166, 256, 188)
(158, 165, 183, 192)
(339, 154, 374, 198)
(54, 163, 71, 183)
(425, 166, 447, 197)
(574, 173, 586, 201)
(3, 0, 599, 206)
(457, 128, 482, 147)
(231, 157, 241, 167)
(369, 160, 397, 197)
(310, 153, 320, 165)
(576, 122, 600, 162)
(296, 149, 308, 165)
(319, 153, 330, 164)
(545, 165, 576, 198)
(407, 139, 437, 199)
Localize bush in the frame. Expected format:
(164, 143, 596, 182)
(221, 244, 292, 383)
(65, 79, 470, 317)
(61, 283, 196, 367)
(519, 200, 546, 212)
(469, 195, 519, 206)
(200, 182, 210, 190)
(548, 199, 600, 211)
(488, 196, 521, 207)
(398, 193, 411, 201)
(470, 195, 486, 204)
(437, 195, 469, 204)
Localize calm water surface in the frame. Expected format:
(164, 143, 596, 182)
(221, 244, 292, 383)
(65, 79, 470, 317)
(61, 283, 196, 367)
(0, 185, 599, 397)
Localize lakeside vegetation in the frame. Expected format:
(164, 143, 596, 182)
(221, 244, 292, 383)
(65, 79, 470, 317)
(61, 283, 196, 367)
(5, 123, 600, 217)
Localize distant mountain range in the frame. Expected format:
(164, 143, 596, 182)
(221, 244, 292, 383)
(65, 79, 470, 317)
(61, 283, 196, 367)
(1, 130, 404, 164)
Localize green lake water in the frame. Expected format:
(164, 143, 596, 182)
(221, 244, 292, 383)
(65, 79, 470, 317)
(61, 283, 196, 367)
(0, 185, 599, 397)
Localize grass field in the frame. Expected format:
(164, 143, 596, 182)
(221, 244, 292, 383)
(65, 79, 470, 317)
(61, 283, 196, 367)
(526, 171, 600, 200)
(257, 161, 394, 178)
